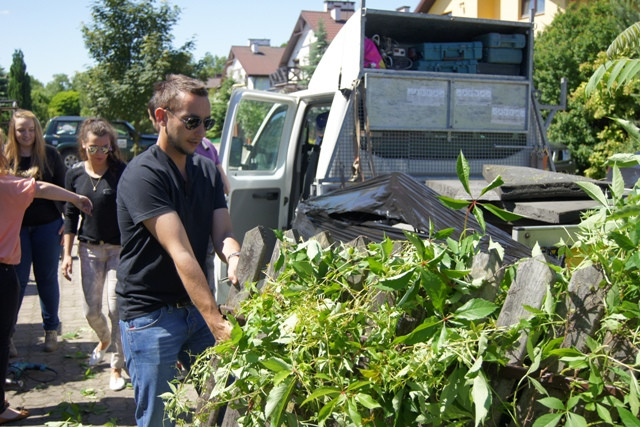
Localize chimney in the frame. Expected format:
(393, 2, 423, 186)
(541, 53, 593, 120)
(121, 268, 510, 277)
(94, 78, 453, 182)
(330, 6, 341, 21)
(324, 1, 355, 12)
(248, 38, 270, 54)
(396, 6, 410, 13)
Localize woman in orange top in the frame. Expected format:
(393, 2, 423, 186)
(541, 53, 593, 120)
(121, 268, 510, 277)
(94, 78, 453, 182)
(0, 149, 92, 425)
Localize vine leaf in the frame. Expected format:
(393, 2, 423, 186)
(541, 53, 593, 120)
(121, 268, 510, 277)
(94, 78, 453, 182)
(265, 375, 296, 426)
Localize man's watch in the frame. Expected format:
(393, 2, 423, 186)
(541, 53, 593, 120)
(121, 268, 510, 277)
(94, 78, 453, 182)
(228, 251, 241, 260)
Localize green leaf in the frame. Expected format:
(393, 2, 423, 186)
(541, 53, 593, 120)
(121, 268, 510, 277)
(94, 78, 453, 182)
(605, 152, 640, 168)
(393, 316, 442, 345)
(629, 371, 640, 415)
(532, 413, 562, 427)
(479, 175, 504, 197)
(265, 376, 296, 426)
(538, 397, 565, 411)
(472, 205, 486, 233)
(610, 232, 637, 251)
(404, 231, 425, 256)
(438, 195, 471, 210)
(618, 407, 640, 426)
(457, 151, 471, 195)
(347, 397, 362, 425)
(453, 298, 498, 321)
(421, 270, 448, 313)
(317, 394, 345, 424)
(376, 269, 416, 291)
(301, 387, 341, 406)
(261, 357, 292, 372)
(576, 181, 609, 207)
(610, 116, 640, 145)
(611, 166, 625, 199)
(566, 412, 587, 427)
(596, 403, 613, 424)
(482, 203, 523, 222)
(471, 373, 491, 427)
(355, 393, 381, 409)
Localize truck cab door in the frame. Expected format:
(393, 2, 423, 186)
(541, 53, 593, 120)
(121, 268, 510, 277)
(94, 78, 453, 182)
(220, 89, 299, 244)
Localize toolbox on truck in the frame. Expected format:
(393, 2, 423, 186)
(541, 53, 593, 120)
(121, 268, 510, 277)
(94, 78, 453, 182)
(475, 32, 526, 49)
(414, 41, 483, 61)
(476, 62, 522, 76)
(413, 59, 478, 74)
(482, 47, 523, 64)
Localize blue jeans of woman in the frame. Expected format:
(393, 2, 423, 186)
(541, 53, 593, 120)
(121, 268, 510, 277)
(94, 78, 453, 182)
(79, 242, 124, 369)
(15, 218, 63, 331)
(1, 263, 21, 405)
(120, 304, 215, 427)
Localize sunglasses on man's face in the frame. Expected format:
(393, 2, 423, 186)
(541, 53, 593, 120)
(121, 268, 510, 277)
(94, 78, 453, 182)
(165, 109, 215, 131)
(86, 145, 111, 154)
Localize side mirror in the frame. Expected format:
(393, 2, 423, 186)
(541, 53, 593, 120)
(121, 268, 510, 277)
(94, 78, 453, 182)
(229, 136, 244, 168)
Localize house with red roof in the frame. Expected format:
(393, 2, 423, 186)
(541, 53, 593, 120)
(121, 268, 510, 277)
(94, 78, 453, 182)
(271, 1, 357, 91)
(224, 39, 285, 90)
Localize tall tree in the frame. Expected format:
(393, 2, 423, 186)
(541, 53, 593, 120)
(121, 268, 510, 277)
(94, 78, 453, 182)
(81, 0, 194, 130)
(0, 66, 8, 99)
(194, 53, 227, 82)
(8, 49, 32, 110)
(301, 20, 328, 86)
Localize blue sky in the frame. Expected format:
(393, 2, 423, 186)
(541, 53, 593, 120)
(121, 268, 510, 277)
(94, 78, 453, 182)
(0, 1, 420, 85)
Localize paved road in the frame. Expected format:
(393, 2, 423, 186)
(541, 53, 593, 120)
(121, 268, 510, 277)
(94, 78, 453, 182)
(6, 246, 138, 426)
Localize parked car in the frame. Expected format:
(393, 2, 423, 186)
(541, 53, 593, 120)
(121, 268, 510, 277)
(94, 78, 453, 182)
(43, 116, 157, 168)
(549, 142, 576, 174)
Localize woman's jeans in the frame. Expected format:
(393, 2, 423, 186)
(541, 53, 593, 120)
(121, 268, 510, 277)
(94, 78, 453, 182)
(15, 218, 63, 331)
(1, 263, 21, 405)
(120, 304, 215, 427)
(78, 241, 124, 370)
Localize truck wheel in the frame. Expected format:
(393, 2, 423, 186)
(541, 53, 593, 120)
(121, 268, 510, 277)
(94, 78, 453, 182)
(61, 149, 80, 169)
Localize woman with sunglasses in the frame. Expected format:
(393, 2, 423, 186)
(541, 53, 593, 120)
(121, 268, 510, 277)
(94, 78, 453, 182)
(61, 118, 127, 391)
(4, 109, 66, 355)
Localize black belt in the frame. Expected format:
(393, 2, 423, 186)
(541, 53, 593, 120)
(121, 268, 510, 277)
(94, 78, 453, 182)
(173, 299, 193, 308)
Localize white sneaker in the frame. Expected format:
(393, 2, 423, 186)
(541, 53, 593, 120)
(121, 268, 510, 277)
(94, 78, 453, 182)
(88, 344, 108, 367)
(109, 374, 126, 391)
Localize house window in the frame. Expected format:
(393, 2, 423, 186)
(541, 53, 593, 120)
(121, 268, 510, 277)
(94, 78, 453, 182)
(521, 0, 545, 18)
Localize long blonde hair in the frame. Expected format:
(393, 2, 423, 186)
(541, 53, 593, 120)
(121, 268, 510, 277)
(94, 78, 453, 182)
(5, 109, 48, 178)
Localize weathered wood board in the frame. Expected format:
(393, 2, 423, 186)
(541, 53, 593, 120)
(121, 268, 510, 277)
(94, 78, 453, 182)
(483, 164, 609, 201)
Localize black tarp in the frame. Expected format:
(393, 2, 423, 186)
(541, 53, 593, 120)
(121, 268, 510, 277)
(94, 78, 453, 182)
(292, 172, 531, 263)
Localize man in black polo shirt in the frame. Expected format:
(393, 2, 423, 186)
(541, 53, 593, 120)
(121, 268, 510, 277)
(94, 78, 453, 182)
(116, 74, 238, 427)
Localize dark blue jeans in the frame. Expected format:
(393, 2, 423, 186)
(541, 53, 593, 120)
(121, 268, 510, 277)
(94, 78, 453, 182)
(15, 218, 63, 331)
(1, 263, 21, 405)
(120, 304, 216, 427)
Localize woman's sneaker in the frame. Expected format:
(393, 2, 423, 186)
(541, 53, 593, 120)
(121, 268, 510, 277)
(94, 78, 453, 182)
(44, 330, 58, 352)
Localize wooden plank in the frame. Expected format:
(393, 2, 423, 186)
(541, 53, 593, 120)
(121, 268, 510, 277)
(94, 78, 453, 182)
(561, 265, 605, 352)
(425, 179, 501, 201)
(510, 200, 599, 224)
(483, 164, 608, 201)
(469, 249, 504, 302)
(497, 255, 554, 362)
(491, 255, 553, 423)
(223, 226, 273, 315)
(265, 229, 300, 280)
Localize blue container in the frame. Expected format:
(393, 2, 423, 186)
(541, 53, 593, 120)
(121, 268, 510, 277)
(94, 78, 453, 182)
(415, 41, 483, 61)
(482, 48, 523, 64)
(414, 59, 478, 74)
(475, 33, 526, 49)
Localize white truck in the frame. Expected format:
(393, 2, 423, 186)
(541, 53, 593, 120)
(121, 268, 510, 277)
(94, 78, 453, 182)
(214, 8, 573, 290)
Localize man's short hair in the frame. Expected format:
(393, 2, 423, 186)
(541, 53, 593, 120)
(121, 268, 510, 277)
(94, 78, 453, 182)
(152, 74, 208, 113)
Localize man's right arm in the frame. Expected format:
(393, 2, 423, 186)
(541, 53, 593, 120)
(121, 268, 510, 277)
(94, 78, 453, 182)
(142, 211, 232, 342)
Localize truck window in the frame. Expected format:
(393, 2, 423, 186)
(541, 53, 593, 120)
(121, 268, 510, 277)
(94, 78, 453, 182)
(230, 99, 288, 171)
